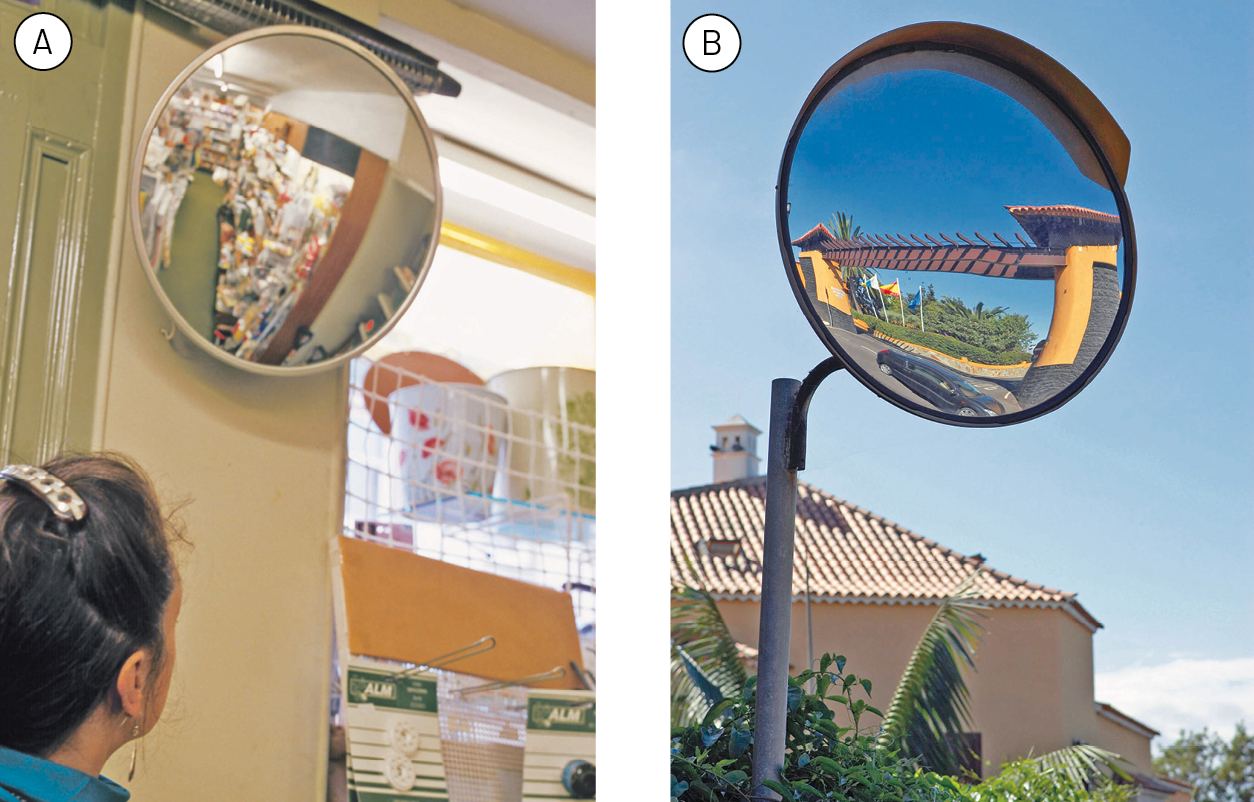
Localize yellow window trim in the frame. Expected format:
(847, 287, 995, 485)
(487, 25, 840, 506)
(439, 221, 595, 297)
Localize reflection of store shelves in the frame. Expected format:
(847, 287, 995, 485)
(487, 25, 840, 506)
(393, 265, 416, 292)
(344, 358, 595, 626)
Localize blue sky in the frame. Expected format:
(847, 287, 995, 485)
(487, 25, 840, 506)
(789, 68, 1122, 335)
(671, 0, 1253, 740)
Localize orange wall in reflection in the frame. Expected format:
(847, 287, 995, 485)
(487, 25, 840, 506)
(797, 251, 852, 317)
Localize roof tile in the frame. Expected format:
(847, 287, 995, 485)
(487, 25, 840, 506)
(671, 477, 1101, 629)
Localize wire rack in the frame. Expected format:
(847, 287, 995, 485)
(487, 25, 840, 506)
(436, 672, 528, 802)
(344, 358, 596, 627)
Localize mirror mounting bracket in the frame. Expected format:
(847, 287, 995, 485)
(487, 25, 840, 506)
(786, 355, 845, 471)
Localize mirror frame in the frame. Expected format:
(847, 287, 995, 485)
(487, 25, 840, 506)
(129, 25, 443, 376)
(775, 22, 1137, 426)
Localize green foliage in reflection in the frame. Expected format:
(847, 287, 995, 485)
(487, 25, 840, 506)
(853, 314, 1031, 366)
(828, 211, 863, 241)
(864, 284, 1037, 358)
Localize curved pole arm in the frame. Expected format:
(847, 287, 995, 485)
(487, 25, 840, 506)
(787, 356, 846, 471)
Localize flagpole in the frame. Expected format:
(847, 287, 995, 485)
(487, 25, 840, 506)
(872, 271, 887, 322)
(919, 285, 926, 333)
(898, 286, 905, 327)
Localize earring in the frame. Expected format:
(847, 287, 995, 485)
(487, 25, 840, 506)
(128, 721, 140, 781)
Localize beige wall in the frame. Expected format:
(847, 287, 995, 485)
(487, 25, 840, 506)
(97, 8, 346, 800)
(718, 599, 1153, 777)
(1094, 715, 1154, 775)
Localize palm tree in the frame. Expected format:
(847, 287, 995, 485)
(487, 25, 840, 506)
(875, 570, 986, 775)
(820, 212, 872, 315)
(828, 211, 862, 241)
(671, 585, 747, 727)
(938, 297, 1008, 322)
(671, 571, 1131, 783)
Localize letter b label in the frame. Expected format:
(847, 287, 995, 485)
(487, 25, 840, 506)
(683, 15, 740, 73)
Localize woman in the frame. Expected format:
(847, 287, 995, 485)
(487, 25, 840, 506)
(0, 454, 183, 801)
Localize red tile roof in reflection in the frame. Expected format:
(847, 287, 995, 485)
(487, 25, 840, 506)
(792, 223, 839, 250)
(671, 477, 1102, 631)
(1004, 205, 1120, 224)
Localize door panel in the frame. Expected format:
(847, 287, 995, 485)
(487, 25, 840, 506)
(0, 0, 133, 462)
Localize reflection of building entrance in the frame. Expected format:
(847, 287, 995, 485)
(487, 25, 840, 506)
(792, 204, 1121, 406)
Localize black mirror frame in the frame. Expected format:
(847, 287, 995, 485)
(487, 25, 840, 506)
(775, 22, 1136, 427)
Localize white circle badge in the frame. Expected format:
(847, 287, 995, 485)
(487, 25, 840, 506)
(683, 14, 740, 73)
(14, 13, 72, 71)
(384, 753, 417, 791)
(389, 718, 422, 757)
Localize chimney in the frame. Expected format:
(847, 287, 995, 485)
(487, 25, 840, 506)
(709, 415, 761, 483)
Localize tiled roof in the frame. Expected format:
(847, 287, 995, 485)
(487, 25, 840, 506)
(791, 223, 839, 250)
(1095, 702, 1160, 738)
(671, 477, 1101, 630)
(1004, 204, 1120, 224)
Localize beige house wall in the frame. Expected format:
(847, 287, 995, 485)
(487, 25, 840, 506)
(94, 9, 348, 802)
(716, 598, 1154, 777)
(1094, 715, 1155, 774)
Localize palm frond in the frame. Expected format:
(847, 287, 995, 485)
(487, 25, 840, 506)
(1036, 743, 1132, 786)
(829, 211, 862, 241)
(671, 585, 749, 727)
(877, 569, 989, 774)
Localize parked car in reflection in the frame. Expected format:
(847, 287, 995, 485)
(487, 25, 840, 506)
(875, 350, 1005, 416)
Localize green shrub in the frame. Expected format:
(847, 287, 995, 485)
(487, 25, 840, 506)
(670, 653, 964, 802)
(853, 314, 1031, 366)
(961, 759, 1135, 802)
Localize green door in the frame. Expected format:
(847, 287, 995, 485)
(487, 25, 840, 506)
(0, 0, 133, 463)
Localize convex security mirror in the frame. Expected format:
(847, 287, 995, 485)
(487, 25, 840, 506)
(131, 26, 441, 374)
(777, 23, 1135, 425)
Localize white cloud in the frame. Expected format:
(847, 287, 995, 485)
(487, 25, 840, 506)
(1095, 656, 1254, 745)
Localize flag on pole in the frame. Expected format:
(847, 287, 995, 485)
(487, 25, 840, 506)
(879, 280, 901, 297)
(863, 275, 886, 321)
(906, 286, 923, 312)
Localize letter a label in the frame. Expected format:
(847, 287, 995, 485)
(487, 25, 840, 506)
(15, 13, 72, 70)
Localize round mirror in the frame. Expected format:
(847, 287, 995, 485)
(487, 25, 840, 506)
(131, 26, 441, 374)
(777, 26, 1135, 425)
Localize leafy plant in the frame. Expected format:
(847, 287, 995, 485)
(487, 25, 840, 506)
(877, 571, 988, 776)
(1035, 744, 1131, 788)
(672, 586, 749, 727)
(963, 757, 1135, 802)
(671, 653, 964, 802)
(828, 211, 862, 241)
(1154, 722, 1253, 802)
(853, 314, 1032, 366)
(936, 298, 1008, 322)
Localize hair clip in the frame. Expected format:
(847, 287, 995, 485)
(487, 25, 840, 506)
(1, 464, 87, 522)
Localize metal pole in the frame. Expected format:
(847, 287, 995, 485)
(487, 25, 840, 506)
(804, 539, 814, 692)
(751, 378, 801, 801)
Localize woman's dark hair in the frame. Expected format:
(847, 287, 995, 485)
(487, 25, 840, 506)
(0, 453, 181, 756)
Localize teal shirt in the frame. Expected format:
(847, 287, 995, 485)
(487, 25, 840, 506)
(0, 747, 129, 802)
